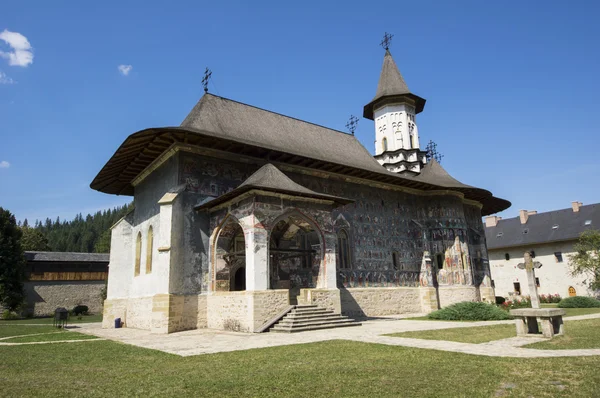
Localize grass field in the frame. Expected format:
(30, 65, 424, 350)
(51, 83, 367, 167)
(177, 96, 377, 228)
(388, 318, 600, 349)
(404, 307, 600, 321)
(1, 327, 599, 397)
(0, 314, 102, 325)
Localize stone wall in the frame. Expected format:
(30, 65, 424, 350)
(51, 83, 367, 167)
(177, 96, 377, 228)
(438, 286, 480, 307)
(340, 287, 422, 318)
(24, 281, 105, 316)
(250, 290, 289, 330)
(126, 296, 153, 330)
(299, 288, 341, 313)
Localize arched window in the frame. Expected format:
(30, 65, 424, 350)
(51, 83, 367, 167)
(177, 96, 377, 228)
(337, 230, 350, 269)
(146, 226, 153, 274)
(382, 137, 388, 152)
(134, 232, 142, 276)
(568, 286, 576, 297)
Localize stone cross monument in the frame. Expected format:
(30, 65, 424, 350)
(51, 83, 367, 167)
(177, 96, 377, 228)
(516, 252, 542, 308)
(510, 252, 565, 338)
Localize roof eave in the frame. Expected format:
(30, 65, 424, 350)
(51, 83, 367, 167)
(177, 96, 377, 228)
(363, 93, 427, 120)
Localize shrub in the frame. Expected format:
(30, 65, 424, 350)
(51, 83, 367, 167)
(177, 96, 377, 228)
(428, 301, 512, 321)
(1, 309, 19, 320)
(495, 296, 506, 305)
(539, 294, 562, 304)
(72, 305, 89, 316)
(557, 296, 600, 308)
(499, 296, 531, 311)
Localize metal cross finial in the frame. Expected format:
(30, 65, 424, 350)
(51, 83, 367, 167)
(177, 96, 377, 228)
(346, 115, 359, 135)
(425, 140, 444, 164)
(202, 67, 212, 93)
(380, 32, 394, 51)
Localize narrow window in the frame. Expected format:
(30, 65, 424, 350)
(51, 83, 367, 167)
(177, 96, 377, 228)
(505, 253, 510, 261)
(392, 252, 399, 270)
(568, 286, 576, 297)
(535, 277, 540, 287)
(436, 254, 444, 270)
(146, 226, 153, 273)
(530, 250, 536, 258)
(554, 252, 563, 263)
(382, 137, 388, 152)
(337, 230, 350, 269)
(513, 282, 521, 295)
(134, 232, 142, 276)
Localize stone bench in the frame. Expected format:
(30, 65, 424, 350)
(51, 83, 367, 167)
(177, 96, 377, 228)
(509, 308, 565, 338)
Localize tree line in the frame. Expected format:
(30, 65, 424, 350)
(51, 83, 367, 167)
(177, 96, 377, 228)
(17, 203, 133, 253)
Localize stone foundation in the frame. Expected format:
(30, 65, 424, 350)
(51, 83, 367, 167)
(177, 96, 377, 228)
(298, 288, 341, 313)
(438, 286, 479, 307)
(419, 287, 439, 313)
(207, 290, 289, 332)
(340, 287, 422, 318)
(24, 281, 106, 316)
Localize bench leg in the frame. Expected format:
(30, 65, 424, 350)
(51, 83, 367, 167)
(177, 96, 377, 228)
(540, 317, 554, 338)
(515, 317, 527, 336)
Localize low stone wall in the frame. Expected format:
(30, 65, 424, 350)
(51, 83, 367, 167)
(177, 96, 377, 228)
(438, 286, 479, 307)
(340, 287, 421, 318)
(207, 290, 289, 333)
(251, 290, 289, 331)
(207, 292, 250, 332)
(24, 281, 105, 316)
(299, 289, 341, 313)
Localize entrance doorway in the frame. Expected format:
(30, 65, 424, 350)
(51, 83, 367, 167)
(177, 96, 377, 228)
(269, 213, 322, 304)
(233, 267, 246, 291)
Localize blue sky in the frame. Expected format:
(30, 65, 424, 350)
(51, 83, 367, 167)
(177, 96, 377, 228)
(1, 0, 599, 223)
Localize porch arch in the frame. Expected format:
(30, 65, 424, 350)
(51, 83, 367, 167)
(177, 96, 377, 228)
(210, 214, 246, 292)
(267, 209, 326, 297)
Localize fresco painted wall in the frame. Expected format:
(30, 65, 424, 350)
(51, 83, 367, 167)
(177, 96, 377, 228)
(176, 152, 489, 293)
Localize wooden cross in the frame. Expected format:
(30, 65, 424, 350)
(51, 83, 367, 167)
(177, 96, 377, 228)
(380, 32, 394, 51)
(346, 115, 359, 135)
(202, 67, 212, 93)
(517, 252, 543, 309)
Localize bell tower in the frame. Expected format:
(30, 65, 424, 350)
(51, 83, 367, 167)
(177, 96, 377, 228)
(364, 33, 428, 175)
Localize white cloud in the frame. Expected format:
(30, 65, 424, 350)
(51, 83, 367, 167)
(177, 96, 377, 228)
(0, 71, 15, 84)
(118, 64, 132, 76)
(0, 160, 10, 168)
(0, 30, 33, 67)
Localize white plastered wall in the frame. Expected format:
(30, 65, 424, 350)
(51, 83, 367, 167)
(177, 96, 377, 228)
(489, 241, 592, 298)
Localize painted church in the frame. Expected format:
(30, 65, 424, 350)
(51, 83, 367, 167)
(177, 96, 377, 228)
(92, 44, 511, 333)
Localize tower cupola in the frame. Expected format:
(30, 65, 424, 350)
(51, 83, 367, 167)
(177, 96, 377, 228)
(365, 36, 428, 175)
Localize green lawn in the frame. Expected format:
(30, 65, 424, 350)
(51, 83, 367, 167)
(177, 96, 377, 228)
(389, 318, 600, 349)
(0, 314, 102, 325)
(0, 331, 599, 397)
(525, 319, 600, 350)
(403, 307, 600, 321)
(4, 331, 99, 344)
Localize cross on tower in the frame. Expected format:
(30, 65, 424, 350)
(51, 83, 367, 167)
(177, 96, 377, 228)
(346, 115, 359, 135)
(202, 67, 212, 93)
(425, 140, 444, 164)
(380, 32, 394, 51)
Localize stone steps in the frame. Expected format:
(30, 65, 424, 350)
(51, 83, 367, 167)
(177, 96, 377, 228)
(270, 305, 361, 333)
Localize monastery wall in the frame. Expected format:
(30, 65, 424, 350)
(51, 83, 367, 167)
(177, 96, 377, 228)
(340, 287, 422, 317)
(24, 281, 105, 316)
(489, 242, 592, 298)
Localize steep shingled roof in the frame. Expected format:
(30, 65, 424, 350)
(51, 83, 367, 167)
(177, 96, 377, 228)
(24, 251, 110, 263)
(363, 50, 426, 119)
(415, 159, 473, 189)
(485, 204, 600, 250)
(195, 163, 353, 210)
(90, 94, 510, 215)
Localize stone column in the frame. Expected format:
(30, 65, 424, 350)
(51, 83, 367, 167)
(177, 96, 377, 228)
(322, 231, 338, 289)
(244, 226, 269, 291)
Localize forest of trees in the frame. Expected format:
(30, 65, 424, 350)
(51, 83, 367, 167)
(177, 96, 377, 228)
(18, 203, 133, 253)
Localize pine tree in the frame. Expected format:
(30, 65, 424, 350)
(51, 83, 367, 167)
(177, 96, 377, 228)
(20, 227, 51, 251)
(0, 207, 26, 311)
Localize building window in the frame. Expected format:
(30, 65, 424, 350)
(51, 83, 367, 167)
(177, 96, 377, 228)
(535, 277, 540, 287)
(392, 251, 399, 270)
(436, 253, 444, 270)
(382, 137, 388, 152)
(337, 230, 350, 269)
(146, 226, 153, 274)
(568, 286, 576, 297)
(513, 282, 521, 295)
(554, 252, 563, 263)
(134, 232, 142, 276)
(530, 250, 536, 258)
(505, 253, 510, 261)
